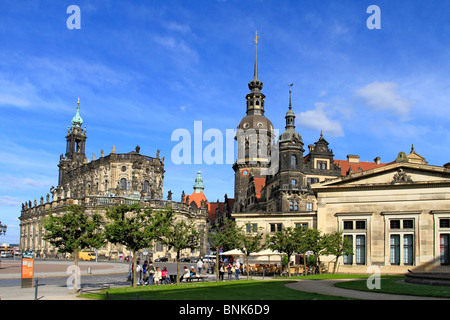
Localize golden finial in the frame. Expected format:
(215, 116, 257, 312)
(77, 98, 80, 106)
(254, 31, 260, 45)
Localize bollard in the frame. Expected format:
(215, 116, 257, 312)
(88, 267, 92, 274)
(34, 279, 38, 300)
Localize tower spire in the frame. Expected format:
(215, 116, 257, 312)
(248, 31, 263, 92)
(71, 98, 83, 128)
(253, 31, 260, 81)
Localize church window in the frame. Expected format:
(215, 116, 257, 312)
(291, 155, 297, 169)
(143, 180, 150, 193)
(121, 166, 127, 172)
(306, 203, 313, 211)
(289, 201, 294, 211)
(291, 179, 296, 185)
(294, 201, 299, 211)
(120, 178, 127, 190)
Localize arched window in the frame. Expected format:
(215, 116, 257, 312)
(143, 180, 149, 193)
(291, 155, 297, 169)
(120, 178, 127, 190)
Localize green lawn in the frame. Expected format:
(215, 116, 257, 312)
(335, 276, 450, 298)
(81, 279, 354, 300)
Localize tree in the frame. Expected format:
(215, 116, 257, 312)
(293, 226, 309, 274)
(43, 205, 105, 292)
(104, 204, 173, 288)
(324, 231, 353, 274)
(304, 228, 327, 274)
(209, 218, 241, 282)
(237, 223, 267, 280)
(163, 217, 200, 285)
(269, 227, 298, 277)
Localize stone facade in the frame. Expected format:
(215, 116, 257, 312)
(19, 100, 208, 260)
(231, 41, 450, 273)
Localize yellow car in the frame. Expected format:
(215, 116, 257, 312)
(79, 252, 96, 261)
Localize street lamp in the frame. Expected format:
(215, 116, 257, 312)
(0, 221, 6, 236)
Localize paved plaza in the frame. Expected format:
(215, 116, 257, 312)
(0, 259, 448, 300)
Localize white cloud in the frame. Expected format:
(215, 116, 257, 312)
(296, 102, 344, 137)
(0, 195, 21, 206)
(355, 82, 416, 120)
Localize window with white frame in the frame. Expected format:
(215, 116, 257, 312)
(386, 216, 416, 266)
(339, 216, 369, 266)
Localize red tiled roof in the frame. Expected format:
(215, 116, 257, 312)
(183, 191, 207, 208)
(253, 177, 266, 199)
(334, 159, 388, 176)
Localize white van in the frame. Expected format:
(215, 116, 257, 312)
(204, 255, 216, 262)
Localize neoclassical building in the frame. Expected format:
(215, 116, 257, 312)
(19, 100, 209, 260)
(231, 38, 450, 273)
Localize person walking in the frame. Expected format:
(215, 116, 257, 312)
(234, 260, 240, 280)
(147, 260, 155, 285)
(197, 258, 203, 275)
(219, 261, 225, 281)
(227, 262, 233, 280)
(135, 260, 142, 285)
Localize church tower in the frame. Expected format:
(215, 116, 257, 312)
(233, 33, 275, 213)
(58, 99, 87, 185)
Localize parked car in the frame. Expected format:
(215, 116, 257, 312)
(155, 257, 168, 262)
(1, 252, 13, 258)
(179, 257, 190, 263)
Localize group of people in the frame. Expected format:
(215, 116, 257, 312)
(133, 257, 244, 284)
(134, 260, 172, 285)
(218, 259, 242, 281)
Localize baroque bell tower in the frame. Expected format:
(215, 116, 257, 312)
(58, 98, 87, 185)
(233, 32, 275, 213)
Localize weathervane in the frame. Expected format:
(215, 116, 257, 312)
(254, 31, 260, 45)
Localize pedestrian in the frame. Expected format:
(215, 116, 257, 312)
(147, 260, 155, 285)
(197, 258, 203, 275)
(135, 260, 142, 285)
(204, 260, 209, 274)
(234, 259, 240, 280)
(142, 260, 149, 285)
(219, 261, 225, 281)
(154, 267, 162, 285)
(227, 262, 233, 280)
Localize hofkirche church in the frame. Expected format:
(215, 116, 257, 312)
(20, 36, 450, 273)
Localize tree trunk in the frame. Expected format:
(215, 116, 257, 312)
(215, 247, 220, 283)
(333, 256, 340, 274)
(246, 254, 249, 281)
(132, 249, 137, 288)
(176, 250, 181, 285)
(73, 249, 79, 293)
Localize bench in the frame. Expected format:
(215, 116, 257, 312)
(183, 276, 208, 282)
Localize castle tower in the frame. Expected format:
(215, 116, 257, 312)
(233, 32, 275, 213)
(278, 85, 305, 185)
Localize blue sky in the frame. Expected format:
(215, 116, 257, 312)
(1, 0, 450, 244)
